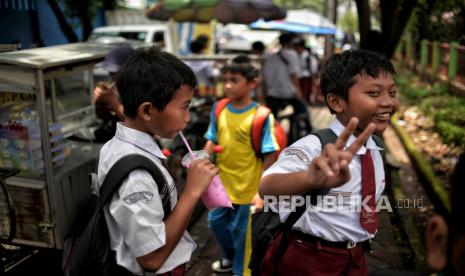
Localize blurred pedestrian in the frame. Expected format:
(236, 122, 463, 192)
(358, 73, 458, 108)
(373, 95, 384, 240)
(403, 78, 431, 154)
(262, 32, 312, 143)
(294, 38, 318, 104)
(204, 56, 280, 276)
(93, 45, 134, 142)
(184, 40, 215, 96)
(251, 41, 265, 56)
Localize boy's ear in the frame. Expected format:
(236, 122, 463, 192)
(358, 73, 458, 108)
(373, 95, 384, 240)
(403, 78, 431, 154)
(138, 102, 154, 121)
(426, 214, 449, 272)
(326, 93, 345, 113)
(248, 78, 258, 90)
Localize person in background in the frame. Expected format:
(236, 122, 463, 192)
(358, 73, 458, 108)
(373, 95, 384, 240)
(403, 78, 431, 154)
(93, 45, 135, 142)
(262, 32, 312, 143)
(294, 38, 318, 104)
(204, 55, 280, 276)
(195, 34, 210, 53)
(251, 41, 265, 56)
(371, 152, 465, 276)
(184, 40, 215, 97)
(425, 152, 465, 276)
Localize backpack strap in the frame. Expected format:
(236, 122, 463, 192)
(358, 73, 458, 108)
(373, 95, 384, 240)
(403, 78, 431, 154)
(277, 50, 289, 65)
(214, 98, 231, 120)
(251, 105, 271, 156)
(98, 154, 171, 220)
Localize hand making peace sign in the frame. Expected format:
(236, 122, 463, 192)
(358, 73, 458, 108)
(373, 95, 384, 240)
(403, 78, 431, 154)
(306, 117, 376, 190)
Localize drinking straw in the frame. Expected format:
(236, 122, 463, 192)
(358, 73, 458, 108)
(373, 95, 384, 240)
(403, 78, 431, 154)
(179, 131, 194, 156)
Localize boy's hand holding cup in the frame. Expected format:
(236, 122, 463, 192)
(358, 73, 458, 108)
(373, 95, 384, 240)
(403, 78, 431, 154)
(183, 151, 217, 198)
(182, 150, 232, 209)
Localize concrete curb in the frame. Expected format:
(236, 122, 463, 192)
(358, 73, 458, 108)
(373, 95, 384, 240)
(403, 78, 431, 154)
(389, 113, 451, 214)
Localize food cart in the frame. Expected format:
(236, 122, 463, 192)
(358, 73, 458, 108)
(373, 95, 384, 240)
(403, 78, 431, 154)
(0, 43, 117, 250)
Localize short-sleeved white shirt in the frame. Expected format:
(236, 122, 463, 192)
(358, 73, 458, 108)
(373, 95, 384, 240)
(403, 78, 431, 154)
(98, 123, 196, 275)
(262, 119, 385, 243)
(263, 48, 301, 99)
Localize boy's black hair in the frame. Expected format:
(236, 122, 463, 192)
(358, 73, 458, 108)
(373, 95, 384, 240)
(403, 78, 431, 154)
(116, 48, 197, 119)
(190, 39, 204, 54)
(319, 49, 395, 113)
(293, 38, 306, 48)
(251, 41, 265, 53)
(221, 55, 258, 81)
(278, 32, 296, 46)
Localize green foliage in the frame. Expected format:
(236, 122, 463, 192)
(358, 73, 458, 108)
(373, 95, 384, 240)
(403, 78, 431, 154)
(274, 0, 324, 11)
(413, 0, 465, 44)
(436, 121, 465, 147)
(338, 6, 358, 34)
(396, 74, 465, 148)
(396, 75, 448, 104)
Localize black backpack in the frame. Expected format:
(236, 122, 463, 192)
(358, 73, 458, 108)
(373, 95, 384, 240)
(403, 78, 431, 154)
(62, 154, 172, 276)
(249, 129, 384, 275)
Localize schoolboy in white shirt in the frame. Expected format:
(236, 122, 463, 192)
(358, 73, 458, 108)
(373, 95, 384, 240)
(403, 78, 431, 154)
(98, 49, 218, 275)
(259, 49, 400, 275)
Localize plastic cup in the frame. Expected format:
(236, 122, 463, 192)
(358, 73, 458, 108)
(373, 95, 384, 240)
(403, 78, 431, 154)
(181, 150, 232, 210)
(181, 150, 210, 168)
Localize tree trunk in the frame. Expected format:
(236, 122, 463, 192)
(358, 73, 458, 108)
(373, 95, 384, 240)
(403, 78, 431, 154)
(80, 11, 94, 41)
(46, 0, 78, 42)
(324, 0, 338, 57)
(380, 0, 418, 58)
(355, 0, 371, 50)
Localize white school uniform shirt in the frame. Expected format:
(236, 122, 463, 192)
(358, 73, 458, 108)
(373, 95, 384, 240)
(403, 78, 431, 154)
(262, 119, 385, 243)
(98, 123, 196, 275)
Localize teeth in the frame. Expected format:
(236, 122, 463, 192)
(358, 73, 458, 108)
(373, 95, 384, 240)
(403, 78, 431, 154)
(375, 112, 390, 120)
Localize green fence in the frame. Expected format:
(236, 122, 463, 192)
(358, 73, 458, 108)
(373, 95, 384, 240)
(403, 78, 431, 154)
(396, 37, 465, 89)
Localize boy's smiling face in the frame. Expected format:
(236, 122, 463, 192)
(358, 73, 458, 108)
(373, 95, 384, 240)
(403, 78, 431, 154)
(333, 72, 399, 135)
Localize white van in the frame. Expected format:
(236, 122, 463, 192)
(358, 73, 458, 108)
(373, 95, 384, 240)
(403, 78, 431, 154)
(88, 24, 176, 54)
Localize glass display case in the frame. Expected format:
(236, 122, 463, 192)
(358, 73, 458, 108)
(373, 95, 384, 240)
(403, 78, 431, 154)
(0, 43, 115, 249)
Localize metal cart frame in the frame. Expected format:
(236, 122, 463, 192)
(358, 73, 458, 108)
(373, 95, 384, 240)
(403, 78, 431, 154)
(0, 43, 115, 249)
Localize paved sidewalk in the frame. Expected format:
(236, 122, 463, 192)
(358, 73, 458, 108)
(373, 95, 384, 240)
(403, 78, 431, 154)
(185, 105, 408, 275)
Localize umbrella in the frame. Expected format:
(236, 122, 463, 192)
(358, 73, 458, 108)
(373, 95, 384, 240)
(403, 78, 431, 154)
(250, 9, 338, 35)
(146, 0, 286, 24)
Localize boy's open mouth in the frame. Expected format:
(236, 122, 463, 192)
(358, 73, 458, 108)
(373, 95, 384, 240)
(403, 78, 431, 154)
(374, 112, 392, 120)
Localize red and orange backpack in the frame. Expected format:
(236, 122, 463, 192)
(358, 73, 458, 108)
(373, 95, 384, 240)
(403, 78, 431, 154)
(213, 98, 287, 157)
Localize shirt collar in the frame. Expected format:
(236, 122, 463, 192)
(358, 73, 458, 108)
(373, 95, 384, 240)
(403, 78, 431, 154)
(329, 119, 383, 155)
(114, 122, 166, 159)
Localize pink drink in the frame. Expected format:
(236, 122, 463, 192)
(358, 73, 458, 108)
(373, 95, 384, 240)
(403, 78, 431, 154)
(181, 150, 232, 210)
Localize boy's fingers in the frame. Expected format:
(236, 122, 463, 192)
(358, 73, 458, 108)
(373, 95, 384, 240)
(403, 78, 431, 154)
(323, 144, 340, 173)
(314, 157, 334, 177)
(346, 123, 376, 155)
(335, 117, 359, 150)
(337, 151, 354, 162)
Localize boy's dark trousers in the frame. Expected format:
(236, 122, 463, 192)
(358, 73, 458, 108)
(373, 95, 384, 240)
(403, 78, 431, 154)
(265, 96, 309, 119)
(154, 264, 185, 276)
(265, 96, 313, 143)
(260, 230, 370, 276)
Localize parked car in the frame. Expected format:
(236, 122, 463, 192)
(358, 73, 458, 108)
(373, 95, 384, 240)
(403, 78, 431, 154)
(88, 24, 176, 54)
